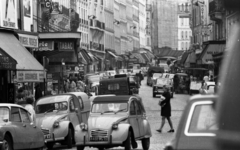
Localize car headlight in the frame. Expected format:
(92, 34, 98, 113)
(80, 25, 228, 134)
(53, 116, 69, 128)
(80, 123, 88, 131)
(112, 123, 118, 130)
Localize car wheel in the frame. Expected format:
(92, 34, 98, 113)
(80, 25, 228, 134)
(77, 146, 85, 150)
(66, 128, 73, 148)
(2, 134, 13, 150)
(37, 147, 44, 150)
(141, 138, 150, 150)
(46, 142, 54, 149)
(124, 131, 132, 150)
(98, 147, 105, 150)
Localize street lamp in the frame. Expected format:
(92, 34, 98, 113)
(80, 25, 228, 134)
(88, 15, 96, 20)
(61, 58, 65, 93)
(114, 20, 120, 25)
(130, 25, 136, 29)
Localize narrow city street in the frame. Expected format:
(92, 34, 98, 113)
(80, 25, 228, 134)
(51, 78, 190, 150)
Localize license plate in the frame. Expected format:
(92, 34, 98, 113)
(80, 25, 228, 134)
(90, 137, 108, 141)
(44, 134, 52, 139)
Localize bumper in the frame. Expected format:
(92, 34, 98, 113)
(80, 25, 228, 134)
(76, 135, 123, 147)
(44, 133, 65, 143)
(153, 87, 164, 94)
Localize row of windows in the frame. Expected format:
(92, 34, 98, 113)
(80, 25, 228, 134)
(180, 42, 190, 50)
(180, 18, 189, 26)
(181, 31, 192, 39)
(178, 3, 190, 12)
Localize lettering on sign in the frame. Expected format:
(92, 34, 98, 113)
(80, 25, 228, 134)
(59, 42, 74, 51)
(0, 56, 16, 69)
(17, 71, 45, 82)
(3, 21, 15, 28)
(38, 41, 54, 51)
(18, 34, 38, 48)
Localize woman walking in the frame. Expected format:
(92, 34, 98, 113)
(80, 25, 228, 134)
(157, 85, 174, 133)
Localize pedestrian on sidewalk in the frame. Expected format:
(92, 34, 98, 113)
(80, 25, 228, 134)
(25, 97, 36, 124)
(157, 85, 174, 133)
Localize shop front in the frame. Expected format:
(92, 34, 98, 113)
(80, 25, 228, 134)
(0, 30, 45, 103)
(35, 32, 81, 95)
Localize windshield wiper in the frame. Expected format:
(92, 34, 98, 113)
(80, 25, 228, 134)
(44, 108, 54, 114)
(115, 108, 127, 114)
(101, 110, 115, 114)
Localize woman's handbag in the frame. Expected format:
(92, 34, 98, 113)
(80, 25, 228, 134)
(158, 100, 166, 107)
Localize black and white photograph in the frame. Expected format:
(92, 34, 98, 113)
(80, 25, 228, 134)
(0, 0, 239, 150)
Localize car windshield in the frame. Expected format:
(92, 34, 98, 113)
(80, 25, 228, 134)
(0, 107, 9, 123)
(36, 101, 68, 114)
(153, 73, 162, 78)
(188, 104, 218, 133)
(91, 102, 128, 113)
(157, 78, 172, 86)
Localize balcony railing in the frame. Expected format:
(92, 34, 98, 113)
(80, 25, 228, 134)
(133, 31, 139, 38)
(133, 0, 139, 7)
(209, 0, 223, 21)
(89, 19, 105, 30)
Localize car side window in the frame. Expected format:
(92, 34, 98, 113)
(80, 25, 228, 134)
(10, 107, 21, 122)
(78, 96, 84, 110)
(188, 102, 217, 134)
(130, 102, 136, 115)
(70, 99, 75, 112)
(134, 101, 142, 115)
(20, 109, 31, 123)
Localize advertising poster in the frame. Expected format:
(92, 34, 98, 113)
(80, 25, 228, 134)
(0, 0, 18, 29)
(23, 0, 33, 31)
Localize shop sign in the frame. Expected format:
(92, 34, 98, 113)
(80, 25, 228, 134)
(18, 34, 38, 48)
(0, 56, 16, 70)
(38, 41, 54, 51)
(17, 71, 45, 82)
(0, 0, 18, 29)
(59, 41, 74, 51)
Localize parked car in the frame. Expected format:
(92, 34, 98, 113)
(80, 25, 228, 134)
(151, 73, 163, 86)
(35, 92, 91, 149)
(199, 81, 215, 94)
(164, 95, 217, 150)
(75, 95, 152, 150)
(146, 66, 164, 86)
(152, 78, 174, 98)
(98, 74, 138, 95)
(0, 104, 45, 150)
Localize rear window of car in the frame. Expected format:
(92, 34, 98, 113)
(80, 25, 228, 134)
(0, 107, 9, 123)
(186, 101, 217, 136)
(91, 103, 128, 113)
(108, 84, 120, 90)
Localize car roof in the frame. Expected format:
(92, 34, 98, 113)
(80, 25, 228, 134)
(0, 103, 24, 108)
(188, 94, 217, 102)
(37, 94, 73, 105)
(92, 95, 134, 103)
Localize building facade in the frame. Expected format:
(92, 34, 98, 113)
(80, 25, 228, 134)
(151, 0, 178, 52)
(132, 0, 140, 51)
(119, 0, 128, 54)
(88, 0, 105, 71)
(126, 0, 134, 52)
(139, 0, 147, 49)
(77, 0, 89, 51)
(145, 0, 152, 51)
(177, 0, 192, 50)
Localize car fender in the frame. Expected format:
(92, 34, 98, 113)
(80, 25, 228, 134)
(53, 121, 71, 138)
(74, 124, 88, 145)
(111, 123, 131, 142)
(143, 120, 152, 138)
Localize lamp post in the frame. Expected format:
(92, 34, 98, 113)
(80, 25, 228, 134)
(61, 59, 65, 93)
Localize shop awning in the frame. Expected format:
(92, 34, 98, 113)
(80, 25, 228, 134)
(48, 51, 78, 65)
(0, 47, 17, 70)
(80, 49, 92, 64)
(185, 51, 196, 63)
(108, 51, 118, 58)
(39, 32, 81, 39)
(140, 53, 151, 62)
(0, 32, 44, 71)
(199, 43, 225, 64)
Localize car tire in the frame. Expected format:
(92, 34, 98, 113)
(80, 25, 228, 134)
(141, 138, 150, 150)
(2, 134, 13, 150)
(124, 131, 132, 150)
(77, 146, 85, 150)
(66, 128, 73, 148)
(98, 147, 105, 150)
(46, 142, 54, 149)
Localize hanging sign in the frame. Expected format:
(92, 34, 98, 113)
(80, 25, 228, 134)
(17, 71, 45, 82)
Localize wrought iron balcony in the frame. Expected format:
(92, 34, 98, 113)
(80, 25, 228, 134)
(209, 0, 223, 21)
